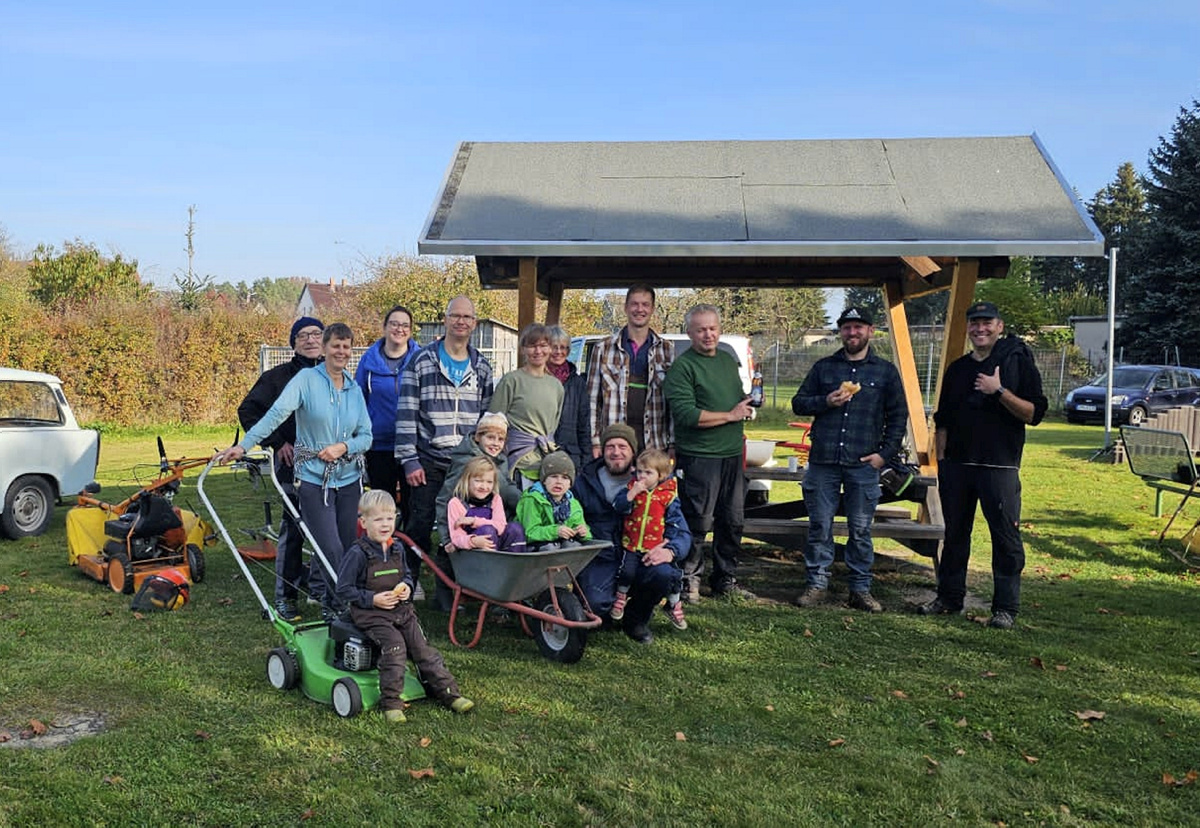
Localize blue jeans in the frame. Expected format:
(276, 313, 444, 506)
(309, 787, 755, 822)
(801, 462, 881, 592)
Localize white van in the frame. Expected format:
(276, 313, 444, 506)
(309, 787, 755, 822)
(569, 333, 756, 393)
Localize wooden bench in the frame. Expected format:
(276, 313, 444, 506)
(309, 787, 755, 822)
(1119, 426, 1199, 540)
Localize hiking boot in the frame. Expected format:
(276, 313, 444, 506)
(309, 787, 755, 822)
(449, 696, 475, 714)
(609, 591, 628, 621)
(713, 582, 756, 601)
(412, 581, 426, 602)
(916, 597, 961, 616)
(624, 622, 654, 644)
(383, 708, 407, 724)
(848, 590, 883, 613)
(988, 610, 1016, 630)
(273, 599, 301, 622)
(794, 587, 828, 608)
(664, 600, 688, 630)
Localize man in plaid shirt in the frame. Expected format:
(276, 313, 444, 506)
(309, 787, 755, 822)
(586, 286, 674, 457)
(791, 307, 907, 613)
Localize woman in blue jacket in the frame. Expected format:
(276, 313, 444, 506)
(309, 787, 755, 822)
(355, 305, 421, 518)
(216, 322, 372, 621)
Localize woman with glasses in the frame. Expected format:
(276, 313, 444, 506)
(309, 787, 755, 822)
(492, 323, 564, 489)
(355, 305, 421, 523)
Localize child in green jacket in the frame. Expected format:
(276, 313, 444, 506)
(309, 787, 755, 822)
(516, 452, 591, 550)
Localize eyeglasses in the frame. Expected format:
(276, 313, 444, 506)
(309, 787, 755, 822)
(447, 313, 476, 322)
(295, 330, 323, 341)
(386, 321, 412, 331)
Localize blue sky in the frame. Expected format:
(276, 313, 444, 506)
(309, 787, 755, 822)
(2, 1, 1198, 296)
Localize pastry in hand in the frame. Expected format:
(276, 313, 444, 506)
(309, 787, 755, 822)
(839, 380, 862, 396)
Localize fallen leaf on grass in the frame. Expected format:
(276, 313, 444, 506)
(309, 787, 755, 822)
(218, 597, 234, 606)
(1097, 607, 1111, 614)
(946, 687, 966, 699)
(675, 732, 687, 741)
(765, 705, 775, 712)
(18, 570, 28, 577)
(1160, 771, 1197, 787)
(955, 748, 966, 756)
(1029, 657, 1044, 670)
(132, 612, 145, 620)
(827, 738, 846, 748)
(1055, 664, 1068, 672)
(924, 755, 940, 769)
(193, 730, 211, 741)
(1022, 753, 1039, 764)
(28, 719, 47, 736)
(0, 584, 9, 593)
(891, 690, 909, 699)
(408, 768, 436, 779)
(1056, 572, 1073, 580)
(802, 628, 814, 638)
(0, 731, 11, 743)
(300, 808, 315, 820)
(956, 718, 968, 728)
(419, 736, 432, 748)
(329, 756, 346, 764)
(1074, 710, 1106, 721)
(982, 731, 994, 742)
(981, 671, 999, 679)
(102, 775, 124, 785)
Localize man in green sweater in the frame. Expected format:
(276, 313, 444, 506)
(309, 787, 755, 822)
(664, 304, 757, 601)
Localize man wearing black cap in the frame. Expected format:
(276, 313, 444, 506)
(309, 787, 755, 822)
(792, 307, 907, 612)
(237, 316, 324, 621)
(921, 301, 1047, 629)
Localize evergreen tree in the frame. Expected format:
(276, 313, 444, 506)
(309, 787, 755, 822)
(1120, 99, 1200, 365)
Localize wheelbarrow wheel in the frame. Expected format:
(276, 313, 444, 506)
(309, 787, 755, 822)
(107, 552, 135, 594)
(185, 544, 205, 583)
(532, 587, 587, 664)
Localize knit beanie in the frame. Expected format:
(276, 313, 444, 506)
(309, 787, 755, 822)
(290, 316, 325, 347)
(539, 451, 576, 484)
(600, 422, 638, 455)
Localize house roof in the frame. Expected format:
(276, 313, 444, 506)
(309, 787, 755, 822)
(299, 281, 358, 314)
(418, 136, 1103, 263)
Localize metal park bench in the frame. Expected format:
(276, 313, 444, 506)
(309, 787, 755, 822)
(1119, 426, 1200, 544)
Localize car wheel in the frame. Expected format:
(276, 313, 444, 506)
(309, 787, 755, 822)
(1, 475, 55, 539)
(1127, 405, 1148, 427)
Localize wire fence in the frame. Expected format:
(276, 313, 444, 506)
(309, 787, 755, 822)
(753, 336, 1096, 413)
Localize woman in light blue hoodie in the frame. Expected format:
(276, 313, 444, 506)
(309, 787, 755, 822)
(216, 322, 372, 620)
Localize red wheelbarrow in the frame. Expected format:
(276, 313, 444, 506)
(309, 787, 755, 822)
(415, 540, 609, 664)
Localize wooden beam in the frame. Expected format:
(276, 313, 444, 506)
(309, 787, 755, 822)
(545, 281, 564, 326)
(883, 282, 930, 468)
(931, 258, 980, 433)
(900, 256, 941, 279)
(517, 257, 537, 332)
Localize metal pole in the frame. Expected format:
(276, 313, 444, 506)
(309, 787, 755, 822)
(1103, 248, 1118, 449)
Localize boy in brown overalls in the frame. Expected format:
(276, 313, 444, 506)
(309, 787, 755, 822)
(335, 489, 474, 723)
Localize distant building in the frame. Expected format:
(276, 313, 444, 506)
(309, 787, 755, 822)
(1070, 315, 1125, 367)
(295, 279, 358, 318)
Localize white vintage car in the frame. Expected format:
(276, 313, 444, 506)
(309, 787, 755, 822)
(0, 367, 100, 538)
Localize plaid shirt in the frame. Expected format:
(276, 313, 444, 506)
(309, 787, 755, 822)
(792, 347, 907, 466)
(586, 328, 675, 451)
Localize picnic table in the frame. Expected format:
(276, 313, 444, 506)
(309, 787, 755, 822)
(742, 465, 944, 558)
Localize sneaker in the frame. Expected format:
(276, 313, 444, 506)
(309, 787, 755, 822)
(916, 597, 961, 616)
(610, 591, 628, 621)
(412, 582, 426, 602)
(794, 587, 828, 608)
(383, 708, 407, 724)
(273, 599, 301, 622)
(848, 590, 883, 613)
(664, 601, 688, 630)
(449, 696, 475, 714)
(988, 610, 1016, 630)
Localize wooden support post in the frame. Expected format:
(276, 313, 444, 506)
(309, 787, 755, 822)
(883, 281, 930, 466)
(932, 259, 979, 423)
(517, 257, 537, 332)
(545, 281, 564, 326)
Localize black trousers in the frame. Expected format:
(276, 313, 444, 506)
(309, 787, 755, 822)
(676, 453, 745, 592)
(937, 460, 1025, 615)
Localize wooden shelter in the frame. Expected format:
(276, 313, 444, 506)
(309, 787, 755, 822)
(418, 135, 1103, 475)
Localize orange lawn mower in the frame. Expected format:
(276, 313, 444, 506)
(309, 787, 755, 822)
(67, 437, 213, 596)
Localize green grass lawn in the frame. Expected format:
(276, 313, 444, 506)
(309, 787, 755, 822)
(1, 421, 1198, 827)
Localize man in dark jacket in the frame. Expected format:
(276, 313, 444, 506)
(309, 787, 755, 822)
(237, 316, 323, 621)
(921, 302, 1048, 630)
